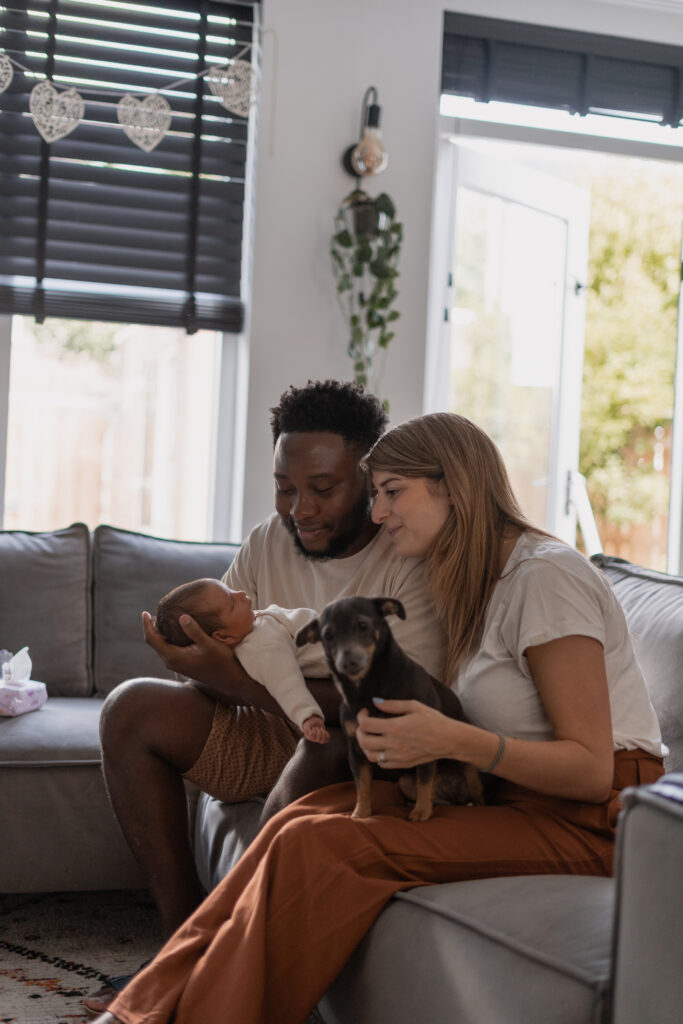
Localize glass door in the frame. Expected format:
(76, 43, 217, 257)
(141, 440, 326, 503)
(428, 141, 590, 543)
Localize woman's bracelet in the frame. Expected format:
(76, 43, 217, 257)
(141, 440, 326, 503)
(484, 733, 506, 773)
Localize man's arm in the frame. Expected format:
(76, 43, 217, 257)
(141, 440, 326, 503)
(143, 610, 342, 720)
(141, 523, 277, 708)
(142, 611, 283, 713)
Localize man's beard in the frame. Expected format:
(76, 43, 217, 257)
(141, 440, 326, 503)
(286, 491, 372, 561)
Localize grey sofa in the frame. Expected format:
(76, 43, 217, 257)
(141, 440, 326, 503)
(1, 526, 682, 1022)
(0, 522, 239, 893)
(193, 552, 683, 1024)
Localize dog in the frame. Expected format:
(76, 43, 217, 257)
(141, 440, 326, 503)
(296, 595, 484, 821)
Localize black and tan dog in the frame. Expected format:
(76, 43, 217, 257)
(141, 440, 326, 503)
(296, 595, 484, 821)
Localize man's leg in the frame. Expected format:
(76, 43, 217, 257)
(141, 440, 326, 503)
(101, 679, 311, 929)
(99, 678, 216, 937)
(258, 727, 352, 826)
(88, 681, 304, 1015)
(82, 680, 216, 1015)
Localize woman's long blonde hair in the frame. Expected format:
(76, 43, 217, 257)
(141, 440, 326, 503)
(365, 412, 532, 680)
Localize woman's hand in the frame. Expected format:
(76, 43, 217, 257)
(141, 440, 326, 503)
(356, 699, 464, 770)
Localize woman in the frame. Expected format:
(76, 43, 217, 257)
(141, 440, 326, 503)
(92, 413, 665, 1024)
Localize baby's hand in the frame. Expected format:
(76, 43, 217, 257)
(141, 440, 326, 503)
(302, 715, 330, 744)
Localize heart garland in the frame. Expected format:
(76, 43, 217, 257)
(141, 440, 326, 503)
(2, 43, 259, 147)
(207, 60, 258, 118)
(117, 93, 172, 152)
(29, 80, 85, 143)
(0, 53, 13, 94)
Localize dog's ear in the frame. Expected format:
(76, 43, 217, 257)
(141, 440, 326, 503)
(373, 597, 406, 621)
(296, 618, 321, 647)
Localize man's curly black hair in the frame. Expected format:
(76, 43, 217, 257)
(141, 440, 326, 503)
(270, 380, 388, 452)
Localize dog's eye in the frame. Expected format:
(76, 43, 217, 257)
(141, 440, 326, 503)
(357, 621, 369, 632)
(322, 628, 335, 642)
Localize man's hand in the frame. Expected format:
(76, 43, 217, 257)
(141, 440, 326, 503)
(142, 610, 237, 681)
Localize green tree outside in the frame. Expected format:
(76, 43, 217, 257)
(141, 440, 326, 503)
(578, 160, 681, 539)
(29, 317, 120, 366)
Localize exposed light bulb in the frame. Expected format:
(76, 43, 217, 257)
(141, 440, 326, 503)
(342, 95, 389, 177)
(350, 104, 388, 175)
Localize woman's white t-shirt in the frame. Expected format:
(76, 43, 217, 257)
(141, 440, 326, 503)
(452, 531, 665, 757)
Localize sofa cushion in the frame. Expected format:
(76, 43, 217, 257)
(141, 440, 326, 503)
(591, 554, 683, 772)
(0, 696, 102, 766)
(0, 697, 145, 893)
(193, 793, 263, 893)
(320, 875, 614, 1024)
(0, 523, 91, 696)
(92, 525, 239, 695)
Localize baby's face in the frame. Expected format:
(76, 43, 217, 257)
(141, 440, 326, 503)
(199, 580, 255, 644)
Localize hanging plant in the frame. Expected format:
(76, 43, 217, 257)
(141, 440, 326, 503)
(330, 189, 402, 402)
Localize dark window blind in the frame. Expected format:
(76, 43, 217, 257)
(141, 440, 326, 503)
(0, 0, 259, 332)
(442, 13, 683, 129)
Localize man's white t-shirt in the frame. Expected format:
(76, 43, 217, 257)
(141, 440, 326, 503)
(453, 531, 665, 757)
(223, 513, 446, 680)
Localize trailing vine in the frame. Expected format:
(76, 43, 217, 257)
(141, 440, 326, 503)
(330, 189, 402, 404)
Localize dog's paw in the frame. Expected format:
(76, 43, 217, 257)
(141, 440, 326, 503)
(408, 804, 433, 822)
(351, 805, 372, 819)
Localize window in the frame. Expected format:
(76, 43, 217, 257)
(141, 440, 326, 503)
(438, 13, 683, 572)
(0, 1, 257, 541)
(0, 0, 259, 331)
(4, 315, 221, 540)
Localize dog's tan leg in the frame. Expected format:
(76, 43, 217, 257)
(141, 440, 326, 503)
(351, 760, 373, 818)
(410, 764, 436, 822)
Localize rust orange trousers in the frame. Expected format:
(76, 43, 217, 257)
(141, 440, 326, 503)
(110, 750, 662, 1024)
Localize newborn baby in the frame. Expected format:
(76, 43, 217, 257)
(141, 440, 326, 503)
(155, 578, 329, 743)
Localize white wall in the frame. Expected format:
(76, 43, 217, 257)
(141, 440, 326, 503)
(242, 0, 683, 530)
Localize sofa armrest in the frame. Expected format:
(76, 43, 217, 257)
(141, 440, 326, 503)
(610, 774, 683, 1023)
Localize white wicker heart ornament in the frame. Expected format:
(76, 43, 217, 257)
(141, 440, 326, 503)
(117, 93, 172, 152)
(207, 60, 257, 117)
(30, 80, 84, 142)
(0, 54, 14, 95)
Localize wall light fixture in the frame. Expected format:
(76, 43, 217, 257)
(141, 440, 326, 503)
(342, 86, 388, 178)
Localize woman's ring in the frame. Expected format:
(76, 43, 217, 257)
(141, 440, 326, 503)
(378, 751, 386, 765)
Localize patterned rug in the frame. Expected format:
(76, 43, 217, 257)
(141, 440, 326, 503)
(0, 890, 164, 1024)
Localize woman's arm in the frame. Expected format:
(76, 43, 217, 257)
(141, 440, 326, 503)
(356, 634, 615, 803)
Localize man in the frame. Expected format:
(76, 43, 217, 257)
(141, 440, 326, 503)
(85, 380, 444, 1014)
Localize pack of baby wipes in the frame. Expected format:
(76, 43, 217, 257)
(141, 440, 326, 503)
(0, 647, 47, 717)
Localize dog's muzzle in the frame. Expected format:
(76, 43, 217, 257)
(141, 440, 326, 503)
(334, 645, 371, 679)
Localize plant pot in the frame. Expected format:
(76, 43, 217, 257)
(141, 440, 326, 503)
(344, 190, 379, 237)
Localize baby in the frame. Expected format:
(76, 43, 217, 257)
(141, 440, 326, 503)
(155, 578, 329, 743)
